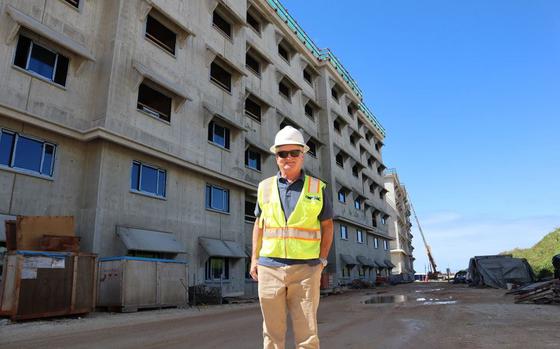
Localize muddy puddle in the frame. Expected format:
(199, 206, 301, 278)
(364, 295, 407, 304)
(416, 296, 457, 305)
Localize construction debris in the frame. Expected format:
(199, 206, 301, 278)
(349, 279, 375, 289)
(188, 285, 222, 305)
(509, 280, 560, 304)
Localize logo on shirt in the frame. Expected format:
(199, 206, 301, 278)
(306, 195, 321, 201)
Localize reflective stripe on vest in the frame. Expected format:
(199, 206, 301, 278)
(257, 175, 324, 259)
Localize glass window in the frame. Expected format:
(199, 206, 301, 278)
(0, 130, 57, 177)
(304, 103, 314, 120)
(244, 97, 261, 122)
(340, 225, 348, 240)
(14, 35, 69, 86)
(354, 198, 361, 210)
(145, 14, 176, 55)
(205, 257, 229, 280)
(210, 61, 232, 92)
(158, 170, 166, 197)
(137, 82, 172, 122)
(279, 81, 291, 100)
(331, 87, 339, 101)
(352, 164, 359, 177)
(337, 189, 346, 203)
(207, 121, 230, 149)
(247, 11, 261, 33)
(306, 140, 317, 158)
(374, 238, 379, 249)
(336, 153, 344, 167)
(383, 240, 389, 250)
(206, 184, 229, 212)
(357, 230, 364, 243)
(15, 136, 43, 173)
(278, 43, 290, 62)
(131, 161, 140, 190)
(245, 148, 261, 171)
(213, 9, 232, 38)
(342, 265, 352, 278)
(333, 119, 341, 133)
(140, 165, 158, 194)
(130, 161, 166, 197)
(246, 52, 260, 76)
(28, 43, 56, 79)
(0, 131, 16, 166)
(41, 144, 55, 175)
(64, 0, 80, 8)
(245, 200, 256, 222)
(303, 68, 313, 84)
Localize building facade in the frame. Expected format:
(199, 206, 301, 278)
(384, 169, 415, 282)
(0, 0, 398, 295)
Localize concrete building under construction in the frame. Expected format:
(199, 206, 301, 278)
(0, 0, 407, 296)
(384, 169, 415, 282)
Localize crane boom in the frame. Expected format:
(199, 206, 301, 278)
(410, 202, 438, 274)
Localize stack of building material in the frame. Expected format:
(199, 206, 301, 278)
(511, 280, 560, 304)
(188, 284, 222, 305)
(0, 216, 97, 321)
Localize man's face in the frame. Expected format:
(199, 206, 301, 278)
(275, 144, 304, 175)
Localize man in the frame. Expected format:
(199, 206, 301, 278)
(250, 126, 334, 349)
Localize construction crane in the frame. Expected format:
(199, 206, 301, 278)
(410, 201, 439, 279)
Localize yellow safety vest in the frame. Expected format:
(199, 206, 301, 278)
(257, 174, 325, 259)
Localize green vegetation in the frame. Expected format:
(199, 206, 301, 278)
(502, 228, 560, 278)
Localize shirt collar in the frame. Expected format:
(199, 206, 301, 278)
(277, 171, 305, 184)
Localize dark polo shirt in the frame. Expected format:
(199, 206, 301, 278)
(255, 171, 333, 267)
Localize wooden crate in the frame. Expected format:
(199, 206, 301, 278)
(39, 235, 80, 252)
(4, 221, 16, 251)
(97, 257, 188, 312)
(5, 216, 75, 251)
(0, 251, 97, 321)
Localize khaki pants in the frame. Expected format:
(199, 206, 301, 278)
(258, 264, 323, 349)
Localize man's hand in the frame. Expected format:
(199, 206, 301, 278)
(250, 260, 258, 281)
(251, 220, 263, 282)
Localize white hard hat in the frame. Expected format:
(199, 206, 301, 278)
(269, 126, 309, 153)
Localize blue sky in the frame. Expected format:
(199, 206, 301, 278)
(281, 0, 560, 271)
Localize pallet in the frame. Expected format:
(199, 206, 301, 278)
(514, 280, 560, 304)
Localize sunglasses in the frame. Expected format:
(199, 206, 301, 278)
(276, 150, 303, 158)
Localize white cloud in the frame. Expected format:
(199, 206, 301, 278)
(411, 212, 560, 272)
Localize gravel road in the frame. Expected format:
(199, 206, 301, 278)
(1, 282, 559, 348)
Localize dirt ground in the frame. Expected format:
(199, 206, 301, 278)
(1, 282, 559, 349)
